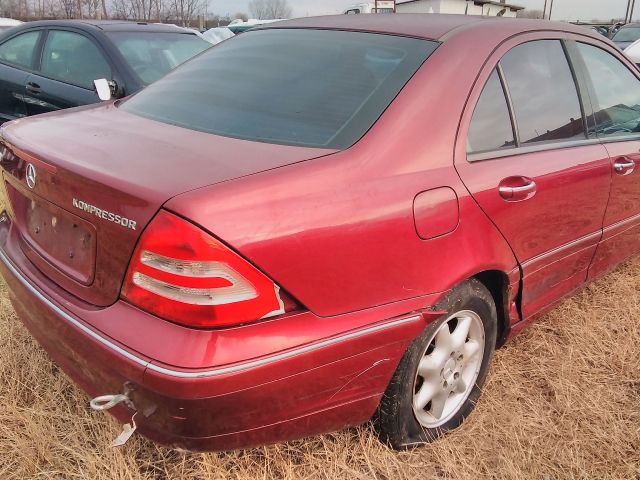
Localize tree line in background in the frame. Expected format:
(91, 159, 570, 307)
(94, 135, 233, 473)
(0, 0, 292, 27)
(248, 0, 291, 19)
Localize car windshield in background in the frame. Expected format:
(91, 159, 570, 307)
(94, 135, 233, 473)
(121, 29, 437, 149)
(613, 26, 640, 42)
(107, 31, 210, 85)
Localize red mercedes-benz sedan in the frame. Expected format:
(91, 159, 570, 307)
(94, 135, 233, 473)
(0, 14, 639, 450)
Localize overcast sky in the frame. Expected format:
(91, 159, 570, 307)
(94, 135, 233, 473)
(207, 0, 636, 22)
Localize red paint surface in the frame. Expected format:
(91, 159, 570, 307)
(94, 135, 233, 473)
(413, 187, 459, 240)
(0, 16, 638, 450)
(589, 141, 640, 279)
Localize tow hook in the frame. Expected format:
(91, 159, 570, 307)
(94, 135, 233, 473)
(89, 392, 138, 447)
(89, 394, 131, 411)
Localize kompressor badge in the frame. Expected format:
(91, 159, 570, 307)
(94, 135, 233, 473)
(72, 198, 137, 230)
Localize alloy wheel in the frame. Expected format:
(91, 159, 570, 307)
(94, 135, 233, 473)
(412, 310, 485, 428)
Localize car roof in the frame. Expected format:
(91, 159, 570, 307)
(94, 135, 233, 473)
(257, 14, 602, 43)
(12, 19, 191, 33)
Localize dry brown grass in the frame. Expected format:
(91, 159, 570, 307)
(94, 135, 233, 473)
(1, 260, 640, 479)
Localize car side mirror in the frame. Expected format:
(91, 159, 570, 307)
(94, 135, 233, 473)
(94, 78, 112, 101)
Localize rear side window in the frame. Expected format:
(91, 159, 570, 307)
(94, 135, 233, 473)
(0, 31, 40, 68)
(577, 43, 640, 138)
(500, 40, 585, 145)
(467, 69, 515, 154)
(121, 29, 437, 149)
(41, 30, 111, 89)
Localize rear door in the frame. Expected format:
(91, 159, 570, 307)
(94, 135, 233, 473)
(24, 29, 112, 115)
(572, 41, 640, 278)
(0, 29, 42, 122)
(455, 36, 611, 319)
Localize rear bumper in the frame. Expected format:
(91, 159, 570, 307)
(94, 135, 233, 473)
(0, 220, 443, 450)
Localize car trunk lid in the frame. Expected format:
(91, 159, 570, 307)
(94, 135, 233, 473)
(0, 103, 335, 306)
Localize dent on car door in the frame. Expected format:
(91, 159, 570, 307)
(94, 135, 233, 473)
(574, 42, 640, 279)
(25, 29, 112, 115)
(455, 39, 611, 319)
(0, 30, 42, 121)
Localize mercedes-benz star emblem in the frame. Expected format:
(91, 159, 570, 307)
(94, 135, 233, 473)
(26, 163, 37, 189)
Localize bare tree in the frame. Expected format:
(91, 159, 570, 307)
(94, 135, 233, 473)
(84, 0, 101, 18)
(248, 0, 291, 19)
(0, 0, 16, 17)
(248, 0, 266, 19)
(169, 0, 205, 26)
(110, 0, 132, 18)
(109, 0, 168, 21)
(1, 0, 205, 23)
(56, 0, 76, 17)
(132, 0, 159, 20)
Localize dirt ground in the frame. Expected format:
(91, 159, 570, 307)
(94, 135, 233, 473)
(1, 259, 639, 479)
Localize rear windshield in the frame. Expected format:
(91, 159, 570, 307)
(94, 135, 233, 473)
(613, 26, 640, 42)
(106, 31, 211, 85)
(120, 29, 437, 149)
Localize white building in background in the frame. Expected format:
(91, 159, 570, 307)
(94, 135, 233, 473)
(396, 0, 523, 16)
(344, 0, 524, 17)
(344, 2, 397, 14)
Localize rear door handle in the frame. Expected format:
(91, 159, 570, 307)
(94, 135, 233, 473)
(614, 157, 636, 176)
(498, 177, 537, 201)
(25, 81, 41, 94)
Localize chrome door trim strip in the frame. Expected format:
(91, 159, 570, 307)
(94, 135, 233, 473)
(520, 230, 602, 275)
(0, 247, 423, 379)
(602, 211, 640, 237)
(467, 138, 602, 163)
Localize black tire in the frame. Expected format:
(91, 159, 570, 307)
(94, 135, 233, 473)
(374, 278, 497, 449)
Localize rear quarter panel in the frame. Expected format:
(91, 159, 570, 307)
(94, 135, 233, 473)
(165, 37, 520, 317)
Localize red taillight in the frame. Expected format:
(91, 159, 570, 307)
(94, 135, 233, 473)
(121, 210, 298, 328)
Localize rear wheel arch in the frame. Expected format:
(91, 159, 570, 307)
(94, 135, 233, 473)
(423, 269, 513, 348)
(376, 277, 498, 448)
(472, 270, 511, 348)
